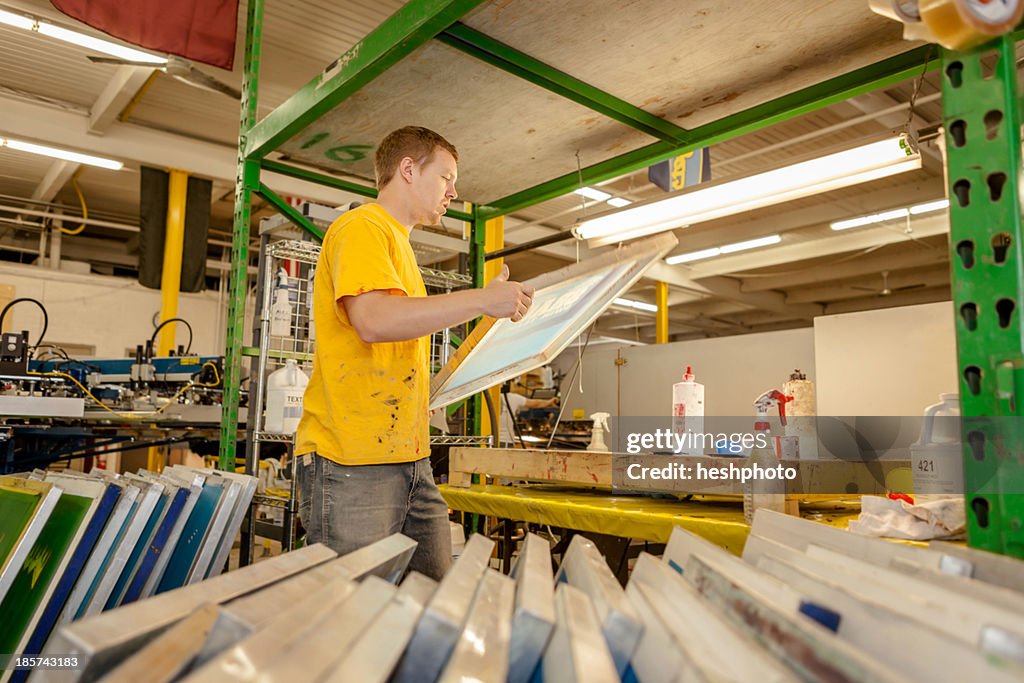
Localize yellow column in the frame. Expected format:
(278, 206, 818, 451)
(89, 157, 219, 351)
(656, 281, 669, 344)
(158, 169, 189, 356)
(480, 216, 504, 443)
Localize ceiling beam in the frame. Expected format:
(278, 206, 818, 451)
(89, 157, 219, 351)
(784, 264, 950, 304)
(822, 285, 951, 315)
(683, 213, 949, 280)
(741, 242, 947, 292)
(845, 90, 943, 164)
(1, 95, 368, 210)
(664, 177, 942, 255)
(89, 66, 157, 134)
(31, 160, 80, 203)
(645, 261, 824, 318)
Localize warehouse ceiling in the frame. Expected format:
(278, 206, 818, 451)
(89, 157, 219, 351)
(0, 0, 990, 345)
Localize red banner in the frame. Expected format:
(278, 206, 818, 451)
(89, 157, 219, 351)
(50, 0, 239, 70)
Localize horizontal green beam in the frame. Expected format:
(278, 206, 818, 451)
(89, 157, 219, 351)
(481, 44, 938, 218)
(244, 0, 487, 159)
(260, 159, 474, 222)
(437, 23, 690, 145)
(262, 159, 378, 199)
(241, 346, 314, 362)
(256, 183, 324, 240)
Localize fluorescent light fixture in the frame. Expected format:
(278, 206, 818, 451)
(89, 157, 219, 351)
(0, 7, 166, 64)
(577, 135, 921, 246)
(666, 247, 721, 264)
(0, 8, 33, 30)
(0, 137, 123, 170)
(830, 197, 949, 231)
(666, 234, 781, 265)
(830, 207, 908, 231)
(613, 297, 658, 313)
(606, 197, 632, 208)
(909, 198, 949, 215)
(574, 186, 612, 201)
(718, 234, 782, 254)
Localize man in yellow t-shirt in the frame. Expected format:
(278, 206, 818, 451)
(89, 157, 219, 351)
(295, 126, 534, 580)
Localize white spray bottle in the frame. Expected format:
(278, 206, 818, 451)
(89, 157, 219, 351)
(589, 412, 611, 452)
(270, 267, 292, 337)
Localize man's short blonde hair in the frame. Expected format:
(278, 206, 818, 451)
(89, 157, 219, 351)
(375, 126, 458, 189)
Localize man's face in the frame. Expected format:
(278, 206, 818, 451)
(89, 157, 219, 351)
(411, 147, 458, 226)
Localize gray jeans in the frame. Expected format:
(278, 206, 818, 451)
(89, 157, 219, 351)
(296, 454, 451, 581)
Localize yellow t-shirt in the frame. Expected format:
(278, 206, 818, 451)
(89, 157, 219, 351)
(295, 203, 429, 465)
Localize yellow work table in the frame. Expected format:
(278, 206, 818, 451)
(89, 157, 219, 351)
(439, 483, 863, 556)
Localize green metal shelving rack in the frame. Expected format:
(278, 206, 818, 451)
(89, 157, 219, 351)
(221, 0, 1023, 558)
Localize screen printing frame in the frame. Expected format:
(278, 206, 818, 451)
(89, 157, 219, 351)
(429, 233, 677, 410)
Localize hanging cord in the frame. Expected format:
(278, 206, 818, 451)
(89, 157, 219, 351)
(546, 323, 596, 450)
(148, 317, 194, 356)
(60, 170, 88, 236)
(0, 297, 49, 354)
(904, 44, 934, 134)
(30, 358, 223, 421)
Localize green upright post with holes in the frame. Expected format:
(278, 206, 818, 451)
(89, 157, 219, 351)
(940, 36, 1024, 558)
(219, 0, 265, 471)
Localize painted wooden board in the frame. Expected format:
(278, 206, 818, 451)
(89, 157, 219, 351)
(622, 571, 687, 683)
(930, 540, 1024, 593)
(887, 554, 1024, 614)
(256, 577, 397, 683)
(684, 551, 906, 683)
(438, 569, 515, 683)
(802, 544, 1024, 664)
(11, 482, 121, 683)
(323, 572, 437, 683)
(747, 508, 948, 573)
(183, 576, 359, 683)
(393, 533, 495, 683)
(507, 533, 555, 683)
(103, 475, 168, 610)
(431, 234, 677, 410)
(0, 479, 48, 573)
(325, 531, 417, 583)
(166, 467, 257, 581)
(195, 533, 417, 667)
(751, 546, 1024, 682)
(59, 481, 137, 625)
(0, 478, 61, 603)
(38, 543, 336, 683)
(189, 477, 240, 582)
(0, 475, 104, 678)
(77, 479, 162, 619)
(136, 470, 204, 597)
(448, 447, 907, 496)
(91, 603, 220, 683)
(630, 552, 797, 683)
(120, 486, 192, 605)
(155, 475, 224, 593)
(554, 535, 642, 676)
(538, 582, 618, 683)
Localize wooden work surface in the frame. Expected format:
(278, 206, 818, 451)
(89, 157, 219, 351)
(278, 0, 913, 203)
(448, 447, 909, 498)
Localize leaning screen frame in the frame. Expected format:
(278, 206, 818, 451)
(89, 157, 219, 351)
(429, 233, 678, 409)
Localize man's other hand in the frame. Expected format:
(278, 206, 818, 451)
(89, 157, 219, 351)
(482, 265, 535, 322)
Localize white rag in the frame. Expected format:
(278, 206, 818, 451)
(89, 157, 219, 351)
(847, 495, 965, 540)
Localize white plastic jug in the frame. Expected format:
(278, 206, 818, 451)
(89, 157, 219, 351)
(912, 393, 963, 501)
(265, 359, 310, 434)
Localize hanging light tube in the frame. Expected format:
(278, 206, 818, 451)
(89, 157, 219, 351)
(576, 134, 921, 246)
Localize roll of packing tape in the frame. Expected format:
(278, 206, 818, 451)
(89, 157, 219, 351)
(920, 0, 1024, 50)
(869, 0, 922, 23)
